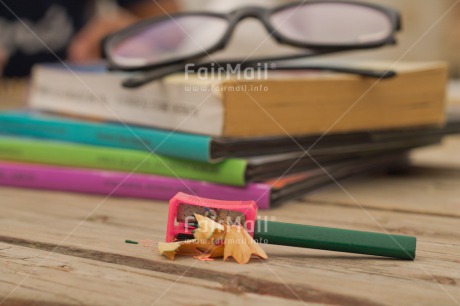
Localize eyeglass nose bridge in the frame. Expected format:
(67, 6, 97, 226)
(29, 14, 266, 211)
(227, 6, 282, 43)
(229, 6, 267, 21)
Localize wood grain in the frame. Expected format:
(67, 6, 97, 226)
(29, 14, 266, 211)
(0, 182, 459, 305)
(0, 242, 312, 306)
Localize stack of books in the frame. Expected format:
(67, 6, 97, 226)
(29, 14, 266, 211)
(0, 61, 456, 208)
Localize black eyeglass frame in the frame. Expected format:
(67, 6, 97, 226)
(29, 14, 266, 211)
(102, 0, 401, 72)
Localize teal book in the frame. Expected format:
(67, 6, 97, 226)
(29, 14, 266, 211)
(0, 111, 212, 162)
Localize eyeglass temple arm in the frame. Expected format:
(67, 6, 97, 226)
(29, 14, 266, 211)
(121, 52, 330, 88)
(122, 62, 397, 89)
(195, 61, 396, 79)
(122, 63, 187, 88)
(270, 64, 396, 79)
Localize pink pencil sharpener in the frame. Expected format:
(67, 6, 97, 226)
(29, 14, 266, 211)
(166, 192, 258, 242)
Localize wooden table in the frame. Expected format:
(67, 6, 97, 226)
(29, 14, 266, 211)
(0, 133, 459, 305)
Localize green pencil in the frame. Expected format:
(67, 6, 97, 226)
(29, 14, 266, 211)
(254, 220, 416, 260)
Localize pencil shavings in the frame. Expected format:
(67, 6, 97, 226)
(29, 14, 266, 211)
(158, 239, 201, 260)
(224, 225, 268, 264)
(193, 213, 225, 242)
(158, 214, 267, 264)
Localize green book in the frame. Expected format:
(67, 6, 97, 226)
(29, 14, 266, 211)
(0, 137, 247, 186)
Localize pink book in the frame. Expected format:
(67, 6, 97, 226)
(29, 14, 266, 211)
(0, 162, 271, 209)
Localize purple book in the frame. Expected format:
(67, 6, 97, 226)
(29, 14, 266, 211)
(0, 162, 271, 209)
(0, 155, 403, 209)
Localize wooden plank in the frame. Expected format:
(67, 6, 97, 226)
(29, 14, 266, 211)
(0, 242, 313, 306)
(303, 136, 460, 218)
(0, 187, 458, 306)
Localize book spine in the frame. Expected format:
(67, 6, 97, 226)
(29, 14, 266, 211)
(0, 112, 213, 162)
(0, 137, 247, 186)
(0, 162, 271, 209)
(29, 65, 225, 136)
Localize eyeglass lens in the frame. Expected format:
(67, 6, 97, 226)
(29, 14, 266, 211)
(108, 15, 228, 67)
(271, 3, 392, 45)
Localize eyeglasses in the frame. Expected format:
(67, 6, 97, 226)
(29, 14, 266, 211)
(102, 1, 401, 88)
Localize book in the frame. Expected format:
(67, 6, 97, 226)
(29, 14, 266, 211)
(29, 61, 447, 137)
(0, 136, 246, 186)
(0, 111, 213, 163)
(0, 162, 271, 209)
(0, 110, 457, 163)
(0, 154, 406, 209)
(0, 134, 437, 187)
